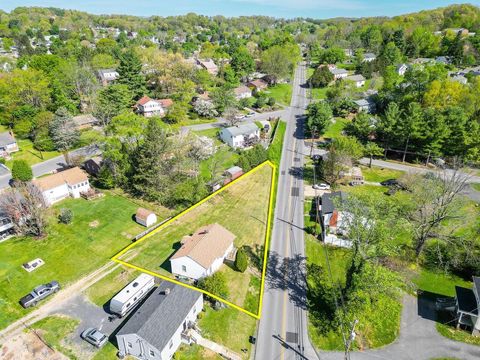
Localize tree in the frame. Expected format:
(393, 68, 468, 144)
(344, 113, 373, 143)
(306, 102, 332, 136)
(211, 86, 237, 114)
(58, 208, 73, 224)
(406, 170, 470, 257)
(94, 84, 133, 126)
(11, 160, 33, 182)
(49, 107, 79, 164)
(377, 102, 401, 156)
(193, 98, 218, 118)
(318, 47, 346, 64)
(0, 182, 46, 237)
(364, 142, 384, 167)
(224, 106, 241, 127)
(230, 46, 255, 80)
(116, 50, 146, 100)
(309, 66, 334, 88)
(322, 136, 364, 186)
(378, 42, 403, 72)
(260, 44, 300, 83)
(235, 248, 248, 272)
(197, 272, 229, 300)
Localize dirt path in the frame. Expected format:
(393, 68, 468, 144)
(0, 255, 134, 342)
(1, 331, 68, 360)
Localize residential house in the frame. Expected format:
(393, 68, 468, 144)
(247, 79, 268, 92)
(344, 49, 354, 57)
(0, 209, 14, 241)
(97, 69, 119, 86)
(354, 98, 375, 113)
(435, 56, 451, 65)
(224, 166, 243, 185)
(83, 156, 103, 177)
(72, 114, 98, 130)
(396, 63, 409, 76)
(0, 131, 19, 157)
(345, 74, 365, 88)
(330, 68, 348, 80)
(451, 75, 468, 85)
(197, 59, 218, 76)
(411, 58, 434, 65)
(454, 276, 480, 336)
(136, 208, 157, 227)
(318, 191, 348, 234)
(33, 167, 90, 206)
(170, 223, 235, 280)
(135, 96, 173, 117)
(363, 53, 376, 62)
(219, 123, 260, 148)
(233, 85, 252, 99)
(116, 283, 203, 360)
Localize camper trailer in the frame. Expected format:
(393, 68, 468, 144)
(109, 273, 155, 317)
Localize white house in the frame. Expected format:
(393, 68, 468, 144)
(136, 208, 157, 227)
(116, 283, 203, 360)
(363, 53, 376, 62)
(354, 98, 376, 113)
(0, 131, 19, 157)
(97, 69, 119, 86)
(33, 167, 90, 206)
(170, 223, 235, 280)
(345, 74, 365, 88)
(330, 68, 348, 80)
(197, 59, 218, 76)
(219, 123, 260, 149)
(135, 96, 173, 117)
(396, 63, 408, 76)
(233, 85, 252, 99)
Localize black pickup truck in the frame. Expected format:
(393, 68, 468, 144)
(19, 281, 60, 308)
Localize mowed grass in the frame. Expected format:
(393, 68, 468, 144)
(122, 164, 273, 311)
(323, 118, 349, 139)
(360, 165, 405, 183)
(0, 193, 153, 330)
(5, 138, 61, 168)
(267, 84, 293, 105)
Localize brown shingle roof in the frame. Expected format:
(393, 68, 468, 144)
(171, 223, 235, 269)
(136, 207, 155, 222)
(33, 167, 88, 192)
(158, 99, 173, 108)
(136, 96, 153, 106)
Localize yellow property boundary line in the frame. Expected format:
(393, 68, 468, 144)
(111, 160, 277, 319)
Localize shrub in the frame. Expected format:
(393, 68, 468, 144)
(197, 272, 229, 300)
(267, 97, 276, 106)
(11, 160, 33, 182)
(235, 248, 248, 272)
(58, 208, 73, 224)
(0, 157, 5, 165)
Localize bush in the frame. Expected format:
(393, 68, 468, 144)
(267, 97, 276, 106)
(235, 248, 248, 272)
(0, 158, 5, 165)
(58, 208, 73, 224)
(11, 160, 33, 182)
(197, 272, 229, 300)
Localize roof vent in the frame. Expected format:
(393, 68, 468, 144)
(164, 288, 170, 295)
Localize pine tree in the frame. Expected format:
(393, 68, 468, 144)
(49, 107, 79, 165)
(116, 50, 146, 100)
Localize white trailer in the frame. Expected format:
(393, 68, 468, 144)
(109, 273, 155, 317)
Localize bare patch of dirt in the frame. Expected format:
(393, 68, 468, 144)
(0, 332, 68, 360)
(89, 220, 99, 228)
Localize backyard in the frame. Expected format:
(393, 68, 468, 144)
(117, 163, 274, 313)
(266, 83, 292, 105)
(0, 192, 167, 330)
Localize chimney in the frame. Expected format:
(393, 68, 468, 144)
(164, 288, 170, 295)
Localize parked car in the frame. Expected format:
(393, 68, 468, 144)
(313, 183, 330, 190)
(245, 112, 255, 118)
(19, 281, 60, 308)
(81, 328, 108, 348)
(380, 179, 399, 186)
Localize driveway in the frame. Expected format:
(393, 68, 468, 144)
(317, 295, 480, 360)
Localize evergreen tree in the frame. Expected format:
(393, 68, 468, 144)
(116, 50, 146, 100)
(309, 66, 334, 88)
(11, 160, 33, 182)
(49, 107, 79, 164)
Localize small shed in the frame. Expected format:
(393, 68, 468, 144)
(135, 208, 157, 227)
(224, 166, 243, 184)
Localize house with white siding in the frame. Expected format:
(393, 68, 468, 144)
(135, 96, 173, 117)
(0, 131, 19, 157)
(170, 223, 235, 280)
(116, 283, 203, 360)
(33, 167, 90, 206)
(219, 123, 260, 148)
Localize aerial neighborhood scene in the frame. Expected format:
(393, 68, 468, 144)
(2, 1, 480, 360)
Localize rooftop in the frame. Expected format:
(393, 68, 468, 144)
(0, 131, 15, 147)
(346, 74, 365, 82)
(223, 123, 259, 137)
(33, 167, 88, 192)
(321, 191, 347, 215)
(455, 286, 478, 315)
(116, 283, 202, 351)
(170, 223, 235, 269)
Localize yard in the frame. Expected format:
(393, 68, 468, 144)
(0, 192, 166, 330)
(118, 163, 274, 313)
(266, 83, 292, 106)
(360, 165, 405, 183)
(322, 118, 349, 139)
(4, 137, 61, 168)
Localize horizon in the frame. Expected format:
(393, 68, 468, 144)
(1, 1, 480, 20)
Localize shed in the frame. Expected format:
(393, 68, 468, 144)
(136, 208, 157, 227)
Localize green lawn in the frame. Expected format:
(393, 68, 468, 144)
(360, 166, 405, 183)
(436, 323, 480, 346)
(412, 267, 472, 297)
(30, 315, 79, 359)
(199, 146, 239, 180)
(176, 344, 222, 360)
(472, 183, 480, 192)
(267, 120, 286, 167)
(266, 84, 293, 106)
(323, 118, 349, 139)
(0, 192, 162, 330)
(122, 164, 273, 311)
(5, 138, 61, 169)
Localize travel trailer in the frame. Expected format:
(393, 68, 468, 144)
(109, 273, 155, 317)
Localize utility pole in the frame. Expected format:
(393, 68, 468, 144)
(344, 319, 359, 360)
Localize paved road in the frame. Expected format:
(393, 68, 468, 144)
(182, 109, 286, 131)
(0, 145, 100, 190)
(256, 63, 318, 360)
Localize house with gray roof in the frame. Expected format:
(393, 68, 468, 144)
(354, 98, 376, 113)
(329, 67, 348, 80)
(116, 282, 203, 360)
(455, 276, 480, 336)
(0, 131, 19, 157)
(97, 69, 119, 86)
(219, 123, 260, 148)
(363, 53, 376, 62)
(345, 74, 365, 87)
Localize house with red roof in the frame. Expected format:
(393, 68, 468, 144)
(135, 96, 173, 117)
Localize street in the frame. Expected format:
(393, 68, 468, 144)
(256, 63, 318, 360)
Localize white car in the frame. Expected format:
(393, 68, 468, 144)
(313, 183, 330, 190)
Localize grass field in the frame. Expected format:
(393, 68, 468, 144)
(0, 192, 164, 330)
(472, 183, 480, 192)
(323, 118, 349, 139)
(436, 322, 480, 346)
(5, 138, 61, 168)
(360, 166, 405, 183)
(118, 163, 274, 313)
(267, 84, 293, 105)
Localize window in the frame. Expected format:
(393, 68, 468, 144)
(169, 340, 173, 349)
(127, 342, 132, 348)
(182, 265, 187, 272)
(149, 350, 155, 356)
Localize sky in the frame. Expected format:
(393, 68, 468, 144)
(1, 0, 480, 19)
